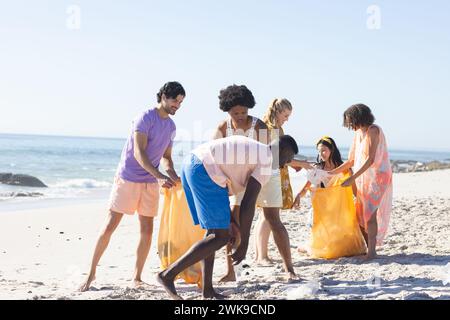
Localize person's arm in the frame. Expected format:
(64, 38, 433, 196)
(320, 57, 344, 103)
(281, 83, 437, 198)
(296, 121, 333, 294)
(288, 158, 314, 170)
(133, 132, 175, 188)
(230, 176, 261, 265)
(292, 181, 311, 209)
(160, 145, 180, 183)
(300, 181, 311, 197)
(349, 168, 357, 197)
(342, 126, 379, 187)
(328, 160, 354, 175)
(228, 200, 241, 246)
(230, 207, 239, 226)
(212, 122, 226, 140)
(228, 208, 241, 248)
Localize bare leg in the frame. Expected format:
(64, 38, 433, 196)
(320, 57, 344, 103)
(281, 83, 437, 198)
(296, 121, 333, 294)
(218, 243, 236, 282)
(230, 178, 262, 265)
(360, 226, 369, 246)
(365, 210, 378, 260)
(219, 206, 240, 282)
(133, 215, 154, 286)
(254, 212, 273, 263)
(79, 211, 123, 292)
(202, 252, 226, 299)
(263, 208, 297, 279)
(157, 229, 230, 300)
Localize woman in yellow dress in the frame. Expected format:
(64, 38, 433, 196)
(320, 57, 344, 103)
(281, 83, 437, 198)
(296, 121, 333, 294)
(253, 98, 298, 280)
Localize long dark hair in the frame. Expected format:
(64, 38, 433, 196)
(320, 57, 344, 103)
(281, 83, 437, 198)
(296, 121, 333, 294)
(316, 136, 343, 169)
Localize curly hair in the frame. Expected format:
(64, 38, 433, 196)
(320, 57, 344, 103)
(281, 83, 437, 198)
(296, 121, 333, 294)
(343, 104, 375, 129)
(157, 81, 185, 103)
(263, 98, 292, 128)
(218, 84, 256, 112)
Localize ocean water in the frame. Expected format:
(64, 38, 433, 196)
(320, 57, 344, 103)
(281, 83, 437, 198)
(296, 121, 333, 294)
(1, 133, 450, 209)
(0, 134, 202, 209)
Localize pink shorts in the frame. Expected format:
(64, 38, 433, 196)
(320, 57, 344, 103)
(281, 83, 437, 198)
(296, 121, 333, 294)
(108, 177, 160, 217)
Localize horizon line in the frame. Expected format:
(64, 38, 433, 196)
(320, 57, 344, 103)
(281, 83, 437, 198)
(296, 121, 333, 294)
(1, 132, 450, 153)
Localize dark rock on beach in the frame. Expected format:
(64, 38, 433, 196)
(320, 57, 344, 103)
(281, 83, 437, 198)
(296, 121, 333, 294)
(391, 160, 450, 173)
(0, 192, 44, 198)
(0, 173, 47, 187)
(14, 192, 44, 197)
(295, 157, 450, 174)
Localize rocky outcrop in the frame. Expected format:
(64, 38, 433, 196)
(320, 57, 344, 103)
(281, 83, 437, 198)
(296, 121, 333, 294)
(391, 161, 450, 173)
(0, 192, 44, 198)
(0, 173, 47, 188)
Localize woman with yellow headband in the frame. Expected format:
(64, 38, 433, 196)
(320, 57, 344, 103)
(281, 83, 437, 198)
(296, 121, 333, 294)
(294, 136, 355, 255)
(293, 136, 348, 208)
(294, 136, 368, 259)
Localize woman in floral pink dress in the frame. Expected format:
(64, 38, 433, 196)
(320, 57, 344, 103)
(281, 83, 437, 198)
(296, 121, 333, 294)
(330, 104, 392, 260)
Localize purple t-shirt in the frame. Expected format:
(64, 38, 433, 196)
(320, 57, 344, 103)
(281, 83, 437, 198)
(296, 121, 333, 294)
(116, 108, 176, 183)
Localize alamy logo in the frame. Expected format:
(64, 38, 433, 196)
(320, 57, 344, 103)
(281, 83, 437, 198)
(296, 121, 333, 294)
(367, 5, 381, 30)
(66, 5, 81, 30)
(366, 264, 382, 289)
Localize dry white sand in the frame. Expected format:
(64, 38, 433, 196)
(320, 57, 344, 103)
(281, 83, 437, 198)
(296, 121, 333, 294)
(1, 169, 449, 300)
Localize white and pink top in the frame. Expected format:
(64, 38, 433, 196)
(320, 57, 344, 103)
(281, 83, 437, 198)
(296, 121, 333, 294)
(192, 135, 273, 195)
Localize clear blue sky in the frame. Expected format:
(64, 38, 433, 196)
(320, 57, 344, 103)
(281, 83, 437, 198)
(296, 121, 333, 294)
(1, 0, 449, 151)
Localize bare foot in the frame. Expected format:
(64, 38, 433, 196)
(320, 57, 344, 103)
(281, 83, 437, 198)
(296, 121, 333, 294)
(286, 272, 302, 283)
(79, 274, 95, 292)
(297, 245, 309, 254)
(219, 272, 236, 283)
(255, 257, 274, 266)
(203, 289, 228, 300)
(133, 279, 151, 289)
(156, 272, 183, 300)
(363, 252, 377, 261)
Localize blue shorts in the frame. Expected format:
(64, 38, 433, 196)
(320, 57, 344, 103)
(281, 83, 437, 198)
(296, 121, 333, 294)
(181, 154, 230, 230)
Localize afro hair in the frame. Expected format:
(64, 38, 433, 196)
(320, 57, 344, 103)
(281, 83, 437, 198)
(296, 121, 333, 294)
(218, 84, 256, 112)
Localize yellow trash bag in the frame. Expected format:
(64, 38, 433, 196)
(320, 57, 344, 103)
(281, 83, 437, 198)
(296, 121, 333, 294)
(310, 175, 367, 259)
(157, 183, 206, 287)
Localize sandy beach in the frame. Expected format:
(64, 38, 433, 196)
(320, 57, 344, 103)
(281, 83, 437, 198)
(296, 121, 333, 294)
(1, 169, 449, 300)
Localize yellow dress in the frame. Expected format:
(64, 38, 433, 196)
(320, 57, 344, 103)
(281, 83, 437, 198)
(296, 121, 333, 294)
(266, 124, 293, 209)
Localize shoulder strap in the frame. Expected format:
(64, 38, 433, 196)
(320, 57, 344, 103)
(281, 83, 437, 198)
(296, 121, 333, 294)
(226, 118, 233, 137)
(251, 116, 257, 128)
(247, 116, 257, 138)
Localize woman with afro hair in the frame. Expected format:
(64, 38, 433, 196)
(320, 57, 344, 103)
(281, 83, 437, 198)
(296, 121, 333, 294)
(213, 84, 268, 282)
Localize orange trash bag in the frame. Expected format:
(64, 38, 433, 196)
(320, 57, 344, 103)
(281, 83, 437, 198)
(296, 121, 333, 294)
(157, 183, 206, 287)
(309, 174, 367, 259)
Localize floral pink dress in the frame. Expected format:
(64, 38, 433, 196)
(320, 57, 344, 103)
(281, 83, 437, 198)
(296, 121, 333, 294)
(349, 124, 393, 245)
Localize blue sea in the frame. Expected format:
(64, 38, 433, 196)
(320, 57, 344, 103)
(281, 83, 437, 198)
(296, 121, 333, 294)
(1, 133, 450, 210)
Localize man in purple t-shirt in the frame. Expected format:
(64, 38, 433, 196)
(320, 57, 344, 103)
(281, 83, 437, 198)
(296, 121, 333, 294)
(80, 82, 185, 292)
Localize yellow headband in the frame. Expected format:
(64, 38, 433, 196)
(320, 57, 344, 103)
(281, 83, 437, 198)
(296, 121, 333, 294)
(317, 136, 332, 146)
